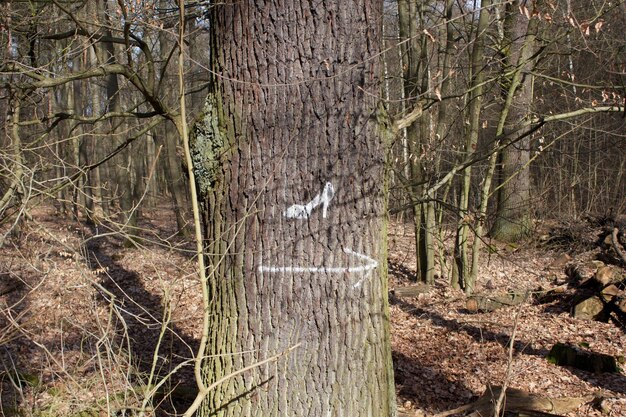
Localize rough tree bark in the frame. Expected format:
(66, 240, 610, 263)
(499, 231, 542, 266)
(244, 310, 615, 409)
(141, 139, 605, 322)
(194, 1, 395, 416)
(490, 1, 537, 242)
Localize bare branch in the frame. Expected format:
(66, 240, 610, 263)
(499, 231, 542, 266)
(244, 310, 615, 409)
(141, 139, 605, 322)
(393, 100, 427, 131)
(537, 105, 625, 123)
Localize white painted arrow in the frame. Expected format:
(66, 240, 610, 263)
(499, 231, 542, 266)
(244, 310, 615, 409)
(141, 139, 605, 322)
(283, 182, 335, 219)
(257, 248, 378, 276)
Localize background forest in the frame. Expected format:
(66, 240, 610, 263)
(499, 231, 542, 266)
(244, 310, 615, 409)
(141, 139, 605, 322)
(1, 0, 625, 416)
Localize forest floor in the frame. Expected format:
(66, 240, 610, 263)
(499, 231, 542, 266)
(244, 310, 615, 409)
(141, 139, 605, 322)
(388, 221, 626, 417)
(0, 205, 625, 416)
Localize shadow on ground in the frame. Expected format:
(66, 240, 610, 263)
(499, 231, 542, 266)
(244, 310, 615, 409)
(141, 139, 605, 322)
(393, 349, 475, 412)
(85, 228, 199, 415)
(391, 295, 626, 408)
(388, 260, 417, 282)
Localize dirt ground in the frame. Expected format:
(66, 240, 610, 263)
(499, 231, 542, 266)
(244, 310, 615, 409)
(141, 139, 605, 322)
(1, 206, 625, 416)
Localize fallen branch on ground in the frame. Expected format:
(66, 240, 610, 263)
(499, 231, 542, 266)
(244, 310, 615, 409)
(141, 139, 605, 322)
(611, 227, 626, 265)
(466, 292, 528, 313)
(433, 385, 600, 417)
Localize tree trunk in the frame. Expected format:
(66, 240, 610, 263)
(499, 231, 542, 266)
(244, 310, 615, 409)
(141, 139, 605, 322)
(85, 74, 106, 221)
(490, 1, 537, 242)
(97, 0, 139, 242)
(52, 83, 71, 215)
(70, 73, 85, 219)
(432, 0, 457, 284)
(454, 0, 492, 293)
(197, 2, 395, 416)
(158, 0, 189, 235)
(398, 0, 434, 284)
(0, 92, 25, 240)
(161, 121, 189, 234)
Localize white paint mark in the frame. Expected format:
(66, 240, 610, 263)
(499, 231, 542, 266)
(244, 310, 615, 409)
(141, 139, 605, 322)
(350, 249, 379, 289)
(283, 182, 335, 219)
(258, 248, 378, 277)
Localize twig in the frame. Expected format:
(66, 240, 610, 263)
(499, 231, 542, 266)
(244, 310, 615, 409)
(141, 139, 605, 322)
(181, 343, 302, 417)
(173, 0, 208, 394)
(492, 292, 528, 416)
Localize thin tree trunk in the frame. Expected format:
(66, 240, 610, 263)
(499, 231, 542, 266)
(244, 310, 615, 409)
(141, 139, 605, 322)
(52, 85, 70, 215)
(399, 0, 434, 283)
(157, 0, 189, 234)
(145, 130, 159, 207)
(69, 74, 84, 219)
(454, 0, 492, 293)
(0, 93, 25, 242)
(424, 0, 458, 286)
(86, 38, 106, 222)
(97, 0, 138, 242)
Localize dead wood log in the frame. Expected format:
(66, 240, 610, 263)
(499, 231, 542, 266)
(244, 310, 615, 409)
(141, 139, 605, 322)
(390, 283, 430, 299)
(537, 285, 568, 304)
(466, 292, 528, 313)
(612, 227, 626, 265)
(433, 386, 596, 417)
(547, 342, 618, 373)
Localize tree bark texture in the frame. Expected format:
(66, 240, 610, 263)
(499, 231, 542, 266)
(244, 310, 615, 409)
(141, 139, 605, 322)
(196, 2, 395, 416)
(491, 1, 537, 242)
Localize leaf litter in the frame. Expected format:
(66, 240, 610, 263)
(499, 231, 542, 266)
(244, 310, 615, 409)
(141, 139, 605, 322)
(0, 209, 624, 416)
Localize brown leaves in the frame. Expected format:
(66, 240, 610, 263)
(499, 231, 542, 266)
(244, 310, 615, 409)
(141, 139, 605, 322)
(568, 13, 605, 36)
(388, 221, 626, 416)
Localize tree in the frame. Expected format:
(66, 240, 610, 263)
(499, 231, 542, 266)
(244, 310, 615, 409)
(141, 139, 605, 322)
(0, 1, 211, 239)
(454, 0, 493, 292)
(398, 0, 437, 285)
(490, 0, 539, 242)
(194, 1, 396, 415)
(532, 0, 626, 218)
